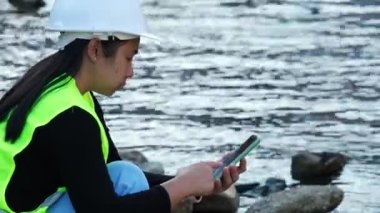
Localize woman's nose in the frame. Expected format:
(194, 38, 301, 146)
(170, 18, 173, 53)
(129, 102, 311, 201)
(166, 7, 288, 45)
(128, 67, 134, 78)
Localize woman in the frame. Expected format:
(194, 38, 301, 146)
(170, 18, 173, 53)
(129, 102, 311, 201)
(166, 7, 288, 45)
(0, 0, 247, 212)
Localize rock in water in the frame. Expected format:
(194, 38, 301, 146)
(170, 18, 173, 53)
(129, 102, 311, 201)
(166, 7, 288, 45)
(236, 182, 260, 194)
(173, 198, 193, 213)
(139, 161, 165, 175)
(118, 150, 148, 165)
(238, 178, 286, 198)
(118, 150, 165, 174)
(263, 177, 287, 196)
(194, 185, 239, 213)
(9, 0, 45, 12)
(291, 151, 348, 184)
(246, 185, 344, 213)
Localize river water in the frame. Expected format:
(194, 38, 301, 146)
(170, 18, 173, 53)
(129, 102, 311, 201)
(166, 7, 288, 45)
(0, 0, 379, 212)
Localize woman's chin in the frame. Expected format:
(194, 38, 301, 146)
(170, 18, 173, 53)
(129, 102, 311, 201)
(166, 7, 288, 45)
(117, 82, 126, 90)
(95, 89, 116, 97)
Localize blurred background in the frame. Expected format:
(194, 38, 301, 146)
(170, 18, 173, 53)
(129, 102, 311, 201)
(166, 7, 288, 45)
(0, 0, 379, 212)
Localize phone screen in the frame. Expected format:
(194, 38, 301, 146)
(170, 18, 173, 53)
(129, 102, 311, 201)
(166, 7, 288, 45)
(213, 134, 260, 179)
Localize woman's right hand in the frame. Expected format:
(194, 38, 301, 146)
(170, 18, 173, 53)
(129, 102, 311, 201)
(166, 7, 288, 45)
(176, 161, 222, 196)
(161, 161, 222, 209)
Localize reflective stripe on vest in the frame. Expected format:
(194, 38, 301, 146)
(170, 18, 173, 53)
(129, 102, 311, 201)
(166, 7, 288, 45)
(0, 75, 109, 212)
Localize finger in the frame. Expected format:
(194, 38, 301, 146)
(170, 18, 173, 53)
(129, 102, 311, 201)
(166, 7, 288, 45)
(229, 166, 239, 183)
(214, 180, 223, 194)
(221, 167, 233, 191)
(237, 158, 247, 174)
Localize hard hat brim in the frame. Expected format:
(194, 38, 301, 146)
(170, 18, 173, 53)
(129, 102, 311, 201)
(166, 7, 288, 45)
(53, 31, 161, 48)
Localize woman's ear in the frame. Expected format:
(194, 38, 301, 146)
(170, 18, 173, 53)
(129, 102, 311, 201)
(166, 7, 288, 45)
(87, 39, 100, 63)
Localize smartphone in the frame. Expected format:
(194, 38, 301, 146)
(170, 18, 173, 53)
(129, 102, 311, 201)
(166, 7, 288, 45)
(213, 134, 261, 179)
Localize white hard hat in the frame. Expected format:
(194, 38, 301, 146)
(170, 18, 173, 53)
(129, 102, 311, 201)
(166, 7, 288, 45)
(46, 0, 159, 47)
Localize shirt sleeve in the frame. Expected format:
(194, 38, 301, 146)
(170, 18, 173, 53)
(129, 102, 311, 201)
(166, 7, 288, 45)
(144, 172, 174, 188)
(48, 107, 171, 213)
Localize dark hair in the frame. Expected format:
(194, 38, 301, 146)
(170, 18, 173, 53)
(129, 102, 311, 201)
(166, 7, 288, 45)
(0, 37, 123, 143)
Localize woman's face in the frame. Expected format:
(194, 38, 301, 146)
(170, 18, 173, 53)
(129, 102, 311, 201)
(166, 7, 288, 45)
(92, 38, 140, 96)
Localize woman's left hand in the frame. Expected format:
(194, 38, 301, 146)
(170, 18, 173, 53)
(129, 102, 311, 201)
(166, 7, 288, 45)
(213, 158, 247, 194)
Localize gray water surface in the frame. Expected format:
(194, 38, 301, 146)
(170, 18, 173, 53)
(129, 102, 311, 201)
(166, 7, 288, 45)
(0, 0, 379, 212)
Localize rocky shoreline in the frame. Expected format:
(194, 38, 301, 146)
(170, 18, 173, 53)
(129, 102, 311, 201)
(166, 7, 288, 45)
(119, 149, 348, 213)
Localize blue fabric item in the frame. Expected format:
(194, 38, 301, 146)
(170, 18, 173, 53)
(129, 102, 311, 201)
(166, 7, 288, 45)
(47, 161, 149, 213)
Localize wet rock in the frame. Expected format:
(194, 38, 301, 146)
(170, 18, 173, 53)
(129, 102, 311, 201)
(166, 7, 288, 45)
(193, 185, 239, 213)
(139, 161, 165, 175)
(291, 151, 348, 184)
(246, 185, 344, 213)
(262, 178, 287, 196)
(237, 178, 286, 198)
(173, 198, 193, 213)
(119, 150, 148, 164)
(118, 150, 165, 174)
(236, 182, 260, 194)
(8, 0, 45, 12)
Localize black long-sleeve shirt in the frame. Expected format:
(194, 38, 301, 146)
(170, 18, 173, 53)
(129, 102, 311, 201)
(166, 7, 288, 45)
(5, 95, 173, 212)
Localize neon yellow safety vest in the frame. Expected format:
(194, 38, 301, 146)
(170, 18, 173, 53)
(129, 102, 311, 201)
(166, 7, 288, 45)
(0, 75, 109, 212)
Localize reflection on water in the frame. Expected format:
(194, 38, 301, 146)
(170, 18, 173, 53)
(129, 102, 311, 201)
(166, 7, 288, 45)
(1, 0, 379, 212)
